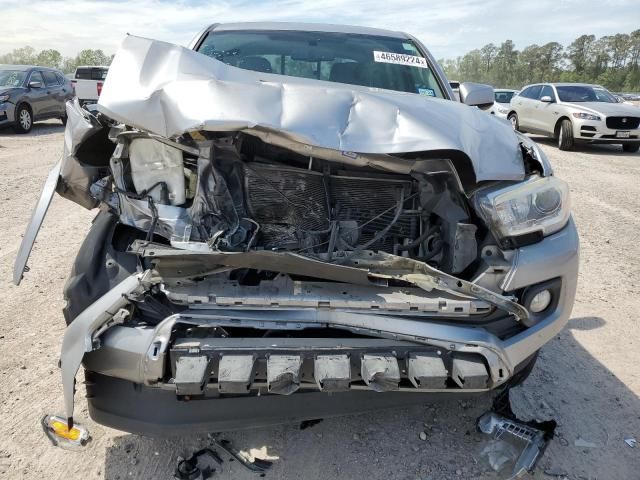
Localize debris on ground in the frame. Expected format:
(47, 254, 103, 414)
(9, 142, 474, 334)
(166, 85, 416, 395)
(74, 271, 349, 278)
(419, 431, 427, 441)
(174, 448, 222, 480)
(477, 389, 557, 479)
(208, 435, 273, 475)
(573, 437, 598, 449)
(624, 437, 637, 448)
(543, 468, 569, 477)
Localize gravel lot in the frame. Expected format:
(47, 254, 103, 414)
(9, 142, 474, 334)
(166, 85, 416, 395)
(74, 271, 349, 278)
(0, 119, 639, 480)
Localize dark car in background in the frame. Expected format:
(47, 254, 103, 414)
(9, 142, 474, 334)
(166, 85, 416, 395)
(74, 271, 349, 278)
(0, 65, 74, 133)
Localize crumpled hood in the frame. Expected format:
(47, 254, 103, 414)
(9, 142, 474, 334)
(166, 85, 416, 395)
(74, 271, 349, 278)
(98, 35, 525, 182)
(563, 101, 640, 117)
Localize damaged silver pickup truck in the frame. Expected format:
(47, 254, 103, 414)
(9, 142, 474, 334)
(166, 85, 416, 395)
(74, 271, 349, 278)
(15, 23, 578, 437)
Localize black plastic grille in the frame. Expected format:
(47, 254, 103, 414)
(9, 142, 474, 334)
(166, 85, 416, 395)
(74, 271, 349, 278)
(606, 116, 640, 129)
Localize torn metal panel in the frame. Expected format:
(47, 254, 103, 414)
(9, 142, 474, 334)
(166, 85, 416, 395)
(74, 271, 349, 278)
(98, 35, 525, 183)
(131, 241, 529, 325)
(13, 160, 61, 285)
(57, 100, 113, 209)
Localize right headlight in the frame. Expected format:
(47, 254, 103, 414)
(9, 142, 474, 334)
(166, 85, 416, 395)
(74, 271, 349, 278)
(572, 112, 601, 121)
(475, 175, 570, 242)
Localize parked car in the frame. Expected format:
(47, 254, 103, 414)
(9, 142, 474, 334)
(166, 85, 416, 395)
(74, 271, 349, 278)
(508, 83, 640, 152)
(16, 23, 578, 439)
(0, 65, 73, 133)
(71, 65, 109, 105)
(489, 89, 518, 119)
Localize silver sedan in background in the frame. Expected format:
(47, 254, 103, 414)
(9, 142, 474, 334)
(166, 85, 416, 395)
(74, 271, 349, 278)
(489, 89, 518, 119)
(508, 83, 640, 152)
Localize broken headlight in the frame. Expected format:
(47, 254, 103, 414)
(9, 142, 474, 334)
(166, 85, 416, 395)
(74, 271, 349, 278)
(475, 175, 570, 242)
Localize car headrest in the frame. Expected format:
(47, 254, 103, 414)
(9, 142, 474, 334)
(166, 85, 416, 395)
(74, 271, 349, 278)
(329, 62, 360, 84)
(238, 57, 273, 74)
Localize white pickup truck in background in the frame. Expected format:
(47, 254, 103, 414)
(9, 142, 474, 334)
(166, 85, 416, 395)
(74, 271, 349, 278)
(71, 66, 109, 105)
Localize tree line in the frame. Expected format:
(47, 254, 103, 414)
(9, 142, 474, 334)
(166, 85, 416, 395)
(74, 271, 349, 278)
(439, 30, 640, 92)
(0, 46, 112, 74)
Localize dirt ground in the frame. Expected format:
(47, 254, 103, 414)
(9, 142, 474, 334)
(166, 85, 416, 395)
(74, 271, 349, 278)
(0, 119, 638, 480)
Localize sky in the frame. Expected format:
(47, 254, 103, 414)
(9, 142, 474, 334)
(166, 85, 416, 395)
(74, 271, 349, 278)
(2, 0, 639, 59)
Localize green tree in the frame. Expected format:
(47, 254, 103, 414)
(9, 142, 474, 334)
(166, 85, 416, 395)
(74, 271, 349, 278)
(35, 49, 62, 68)
(74, 49, 112, 67)
(567, 34, 595, 74)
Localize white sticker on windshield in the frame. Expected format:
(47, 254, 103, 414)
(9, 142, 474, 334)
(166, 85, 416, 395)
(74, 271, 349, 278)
(373, 51, 429, 69)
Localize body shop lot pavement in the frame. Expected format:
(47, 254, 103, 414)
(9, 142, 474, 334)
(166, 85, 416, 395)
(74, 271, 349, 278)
(0, 120, 638, 480)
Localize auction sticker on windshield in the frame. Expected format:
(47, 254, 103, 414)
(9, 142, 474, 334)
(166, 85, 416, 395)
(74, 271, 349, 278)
(373, 51, 429, 69)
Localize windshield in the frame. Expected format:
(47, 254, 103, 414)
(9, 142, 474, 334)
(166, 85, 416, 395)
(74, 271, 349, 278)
(75, 68, 108, 80)
(197, 30, 445, 98)
(556, 85, 617, 103)
(0, 70, 26, 88)
(494, 91, 515, 103)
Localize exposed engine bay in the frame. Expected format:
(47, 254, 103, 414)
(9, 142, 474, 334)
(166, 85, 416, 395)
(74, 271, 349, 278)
(101, 129, 479, 276)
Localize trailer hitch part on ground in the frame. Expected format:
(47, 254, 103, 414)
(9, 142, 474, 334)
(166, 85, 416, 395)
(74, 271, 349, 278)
(477, 389, 556, 479)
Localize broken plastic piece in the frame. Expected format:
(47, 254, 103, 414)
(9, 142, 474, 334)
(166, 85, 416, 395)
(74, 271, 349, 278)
(209, 436, 272, 475)
(41, 414, 90, 450)
(624, 437, 636, 448)
(477, 412, 548, 479)
(361, 354, 400, 392)
(573, 437, 597, 448)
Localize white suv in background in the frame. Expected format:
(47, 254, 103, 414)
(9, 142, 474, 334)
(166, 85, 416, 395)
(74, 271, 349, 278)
(507, 83, 640, 152)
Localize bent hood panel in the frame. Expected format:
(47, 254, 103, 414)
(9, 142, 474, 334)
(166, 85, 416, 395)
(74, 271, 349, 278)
(98, 35, 524, 182)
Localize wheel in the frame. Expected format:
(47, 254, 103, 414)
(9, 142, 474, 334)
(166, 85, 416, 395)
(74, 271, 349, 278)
(557, 119, 574, 151)
(622, 143, 639, 153)
(508, 113, 519, 131)
(13, 104, 33, 133)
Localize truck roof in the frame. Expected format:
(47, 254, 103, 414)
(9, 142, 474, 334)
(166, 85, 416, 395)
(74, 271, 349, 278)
(209, 22, 409, 39)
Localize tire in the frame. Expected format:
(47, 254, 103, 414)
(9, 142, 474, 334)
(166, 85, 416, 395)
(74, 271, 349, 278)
(13, 104, 33, 134)
(557, 119, 574, 151)
(508, 113, 519, 131)
(622, 143, 639, 153)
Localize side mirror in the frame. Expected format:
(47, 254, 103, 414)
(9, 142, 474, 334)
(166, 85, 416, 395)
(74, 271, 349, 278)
(459, 82, 494, 108)
(540, 95, 554, 103)
(29, 81, 43, 89)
